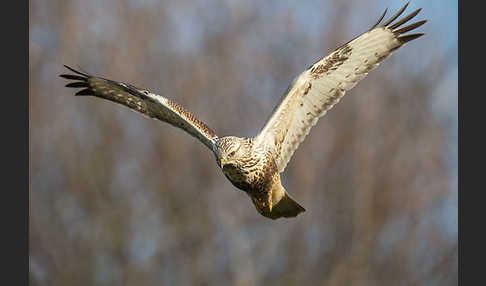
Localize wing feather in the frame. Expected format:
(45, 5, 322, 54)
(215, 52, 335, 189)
(256, 3, 426, 172)
(60, 65, 218, 151)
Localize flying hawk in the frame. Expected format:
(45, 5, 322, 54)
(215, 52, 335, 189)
(60, 2, 426, 219)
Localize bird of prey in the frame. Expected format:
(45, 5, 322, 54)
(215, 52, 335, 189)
(60, 2, 426, 219)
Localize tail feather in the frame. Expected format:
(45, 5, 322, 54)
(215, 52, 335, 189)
(270, 192, 306, 219)
(252, 191, 305, 220)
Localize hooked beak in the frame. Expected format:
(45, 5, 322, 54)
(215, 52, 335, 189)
(219, 157, 226, 168)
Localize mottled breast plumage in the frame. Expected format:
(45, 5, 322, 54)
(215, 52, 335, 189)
(216, 137, 274, 194)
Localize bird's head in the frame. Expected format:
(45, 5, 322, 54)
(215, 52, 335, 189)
(214, 136, 251, 169)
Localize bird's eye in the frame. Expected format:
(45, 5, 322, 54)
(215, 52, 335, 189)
(229, 151, 236, 157)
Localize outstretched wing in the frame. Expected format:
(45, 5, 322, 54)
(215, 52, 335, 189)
(60, 65, 218, 151)
(255, 2, 426, 172)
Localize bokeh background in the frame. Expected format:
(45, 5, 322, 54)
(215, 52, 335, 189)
(29, 0, 457, 285)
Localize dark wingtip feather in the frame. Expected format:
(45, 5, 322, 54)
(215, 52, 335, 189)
(389, 8, 422, 29)
(75, 65, 91, 76)
(63, 65, 90, 77)
(61, 65, 93, 95)
(59, 74, 86, 81)
(382, 1, 410, 27)
(369, 8, 388, 31)
(65, 82, 89, 88)
(75, 88, 93, 96)
(393, 20, 427, 34)
(379, 3, 426, 45)
(398, 33, 425, 43)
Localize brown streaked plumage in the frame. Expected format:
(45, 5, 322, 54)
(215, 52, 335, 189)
(60, 2, 426, 220)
